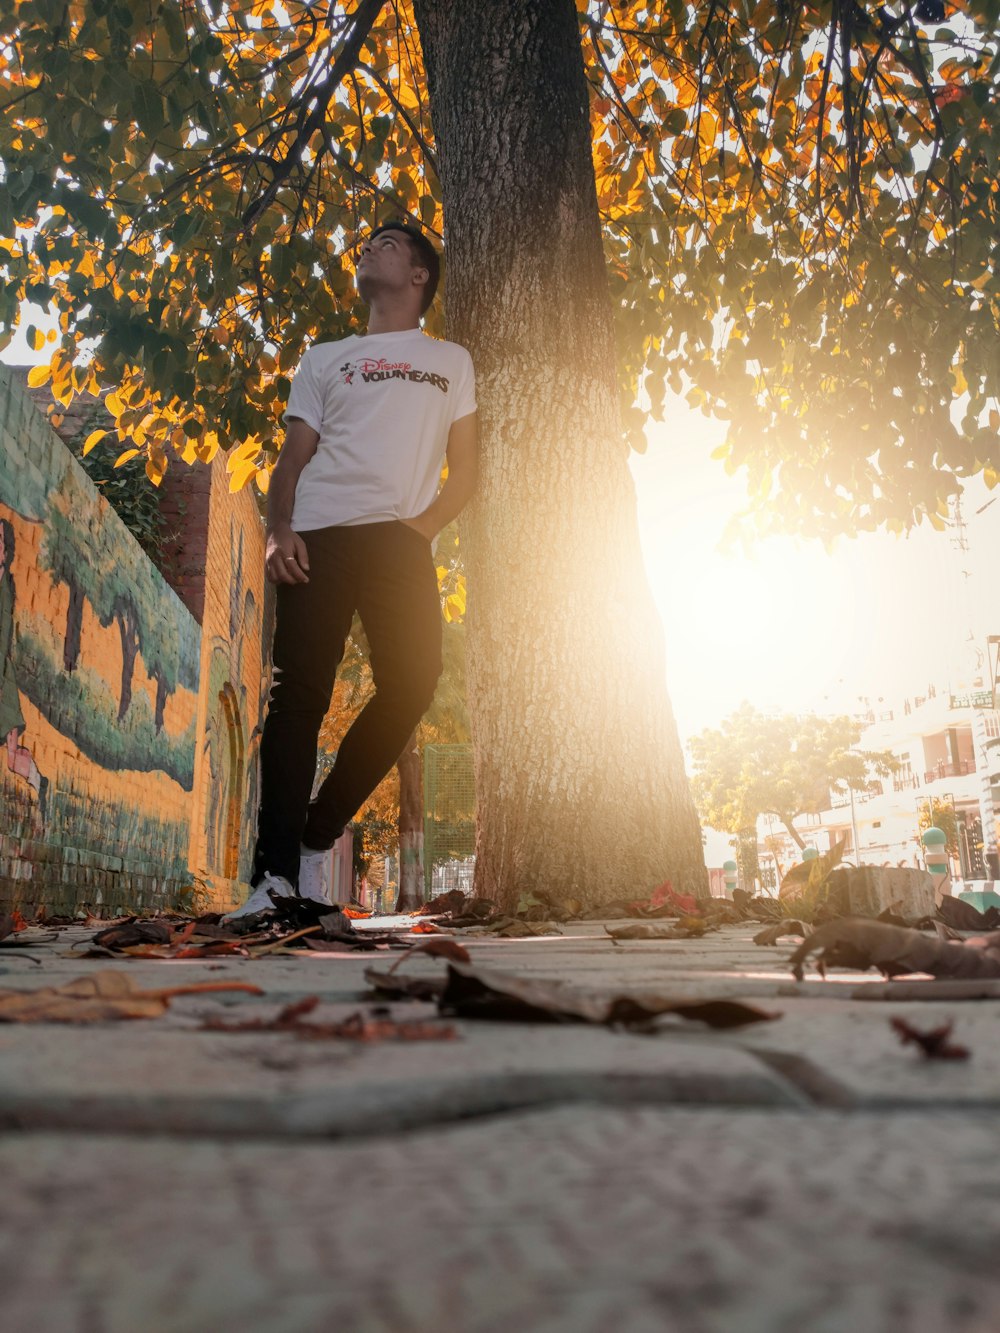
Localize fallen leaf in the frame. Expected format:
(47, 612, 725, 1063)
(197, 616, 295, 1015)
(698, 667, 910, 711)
(412, 889, 467, 917)
(890, 1016, 970, 1061)
(0, 971, 263, 1023)
(937, 896, 1000, 931)
(605, 921, 706, 941)
(486, 918, 562, 938)
(249, 926, 321, 956)
(364, 967, 446, 1001)
(409, 921, 442, 934)
(388, 939, 472, 973)
(202, 997, 455, 1041)
(754, 920, 810, 946)
(435, 961, 778, 1030)
(630, 881, 701, 917)
(0, 911, 29, 941)
(93, 920, 173, 949)
(788, 919, 1000, 982)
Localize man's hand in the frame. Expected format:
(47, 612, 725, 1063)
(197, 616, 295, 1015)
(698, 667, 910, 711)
(398, 411, 478, 546)
(265, 524, 311, 584)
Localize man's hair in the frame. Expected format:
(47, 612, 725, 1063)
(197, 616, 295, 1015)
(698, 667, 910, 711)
(370, 221, 440, 316)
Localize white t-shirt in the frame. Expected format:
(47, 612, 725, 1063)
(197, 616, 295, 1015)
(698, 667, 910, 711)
(283, 328, 476, 532)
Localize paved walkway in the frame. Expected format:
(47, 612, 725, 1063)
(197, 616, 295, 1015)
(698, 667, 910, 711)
(2, 921, 998, 1331)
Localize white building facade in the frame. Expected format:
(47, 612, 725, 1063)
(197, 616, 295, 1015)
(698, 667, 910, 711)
(757, 689, 1000, 886)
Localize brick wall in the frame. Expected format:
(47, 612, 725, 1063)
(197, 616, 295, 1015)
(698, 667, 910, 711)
(0, 366, 269, 915)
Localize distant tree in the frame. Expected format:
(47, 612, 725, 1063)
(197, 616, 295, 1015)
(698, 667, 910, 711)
(689, 704, 897, 850)
(918, 796, 960, 857)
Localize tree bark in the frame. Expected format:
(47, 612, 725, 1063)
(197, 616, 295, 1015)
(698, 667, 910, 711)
(412, 0, 705, 909)
(781, 816, 807, 850)
(396, 729, 425, 911)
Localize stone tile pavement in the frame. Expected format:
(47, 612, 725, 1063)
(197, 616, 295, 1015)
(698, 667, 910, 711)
(2, 921, 999, 1331)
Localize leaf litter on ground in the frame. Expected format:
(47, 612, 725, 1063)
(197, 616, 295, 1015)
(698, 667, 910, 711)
(789, 918, 1000, 981)
(365, 944, 778, 1032)
(200, 994, 456, 1042)
(0, 971, 262, 1023)
(753, 920, 811, 946)
(605, 918, 709, 942)
(890, 1015, 970, 1061)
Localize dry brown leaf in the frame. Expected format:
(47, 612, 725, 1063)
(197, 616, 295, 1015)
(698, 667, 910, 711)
(937, 896, 1000, 931)
(789, 919, 1000, 982)
(0, 911, 29, 942)
(202, 997, 455, 1041)
(754, 920, 810, 946)
(388, 938, 472, 974)
(0, 971, 263, 1023)
(605, 920, 707, 942)
(890, 1016, 970, 1061)
(437, 961, 778, 1029)
(364, 967, 447, 1001)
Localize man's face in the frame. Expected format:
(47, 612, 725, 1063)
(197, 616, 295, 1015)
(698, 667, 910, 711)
(355, 230, 427, 306)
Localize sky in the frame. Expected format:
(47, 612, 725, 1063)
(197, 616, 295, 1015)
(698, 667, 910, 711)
(631, 400, 1000, 741)
(6, 300, 998, 744)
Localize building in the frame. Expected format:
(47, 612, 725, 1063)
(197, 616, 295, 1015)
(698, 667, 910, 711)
(758, 686, 1000, 885)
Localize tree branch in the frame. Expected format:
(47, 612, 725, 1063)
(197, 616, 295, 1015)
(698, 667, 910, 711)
(241, 0, 388, 229)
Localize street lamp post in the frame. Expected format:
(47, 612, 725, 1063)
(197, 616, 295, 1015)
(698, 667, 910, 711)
(849, 784, 862, 864)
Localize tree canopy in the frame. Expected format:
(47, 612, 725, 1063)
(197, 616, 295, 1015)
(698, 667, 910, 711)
(688, 702, 897, 845)
(1, 0, 997, 537)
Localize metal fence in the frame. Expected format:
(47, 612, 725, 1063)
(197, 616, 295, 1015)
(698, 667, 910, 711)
(423, 743, 476, 896)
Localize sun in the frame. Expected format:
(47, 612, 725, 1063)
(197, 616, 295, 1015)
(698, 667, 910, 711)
(631, 447, 858, 737)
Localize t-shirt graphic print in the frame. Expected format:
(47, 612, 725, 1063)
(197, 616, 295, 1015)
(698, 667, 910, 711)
(283, 328, 476, 533)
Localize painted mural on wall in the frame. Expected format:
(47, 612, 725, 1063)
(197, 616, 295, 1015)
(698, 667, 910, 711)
(0, 366, 199, 911)
(202, 518, 267, 882)
(0, 515, 47, 817)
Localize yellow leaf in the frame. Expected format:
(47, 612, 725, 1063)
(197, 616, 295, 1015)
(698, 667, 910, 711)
(254, 467, 271, 495)
(26, 363, 51, 388)
(985, 467, 998, 490)
(29, 326, 44, 352)
(227, 438, 262, 471)
(82, 428, 108, 456)
(105, 391, 125, 416)
(228, 459, 257, 493)
(952, 365, 968, 396)
(145, 459, 163, 487)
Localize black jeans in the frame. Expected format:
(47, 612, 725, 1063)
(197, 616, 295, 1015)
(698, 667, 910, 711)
(252, 521, 443, 887)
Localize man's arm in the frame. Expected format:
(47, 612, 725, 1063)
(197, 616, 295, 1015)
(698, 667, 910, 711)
(265, 417, 320, 584)
(401, 411, 478, 541)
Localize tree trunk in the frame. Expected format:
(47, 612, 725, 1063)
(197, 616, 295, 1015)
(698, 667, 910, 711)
(781, 817, 807, 850)
(412, 0, 705, 910)
(396, 729, 425, 911)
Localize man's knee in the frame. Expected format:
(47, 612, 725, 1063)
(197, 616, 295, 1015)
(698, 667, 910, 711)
(268, 669, 332, 718)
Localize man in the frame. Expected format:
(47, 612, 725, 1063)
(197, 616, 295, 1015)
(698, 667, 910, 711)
(226, 222, 477, 920)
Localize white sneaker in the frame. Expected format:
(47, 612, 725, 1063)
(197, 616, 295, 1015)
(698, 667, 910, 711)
(298, 845, 333, 906)
(222, 872, 297, 922)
